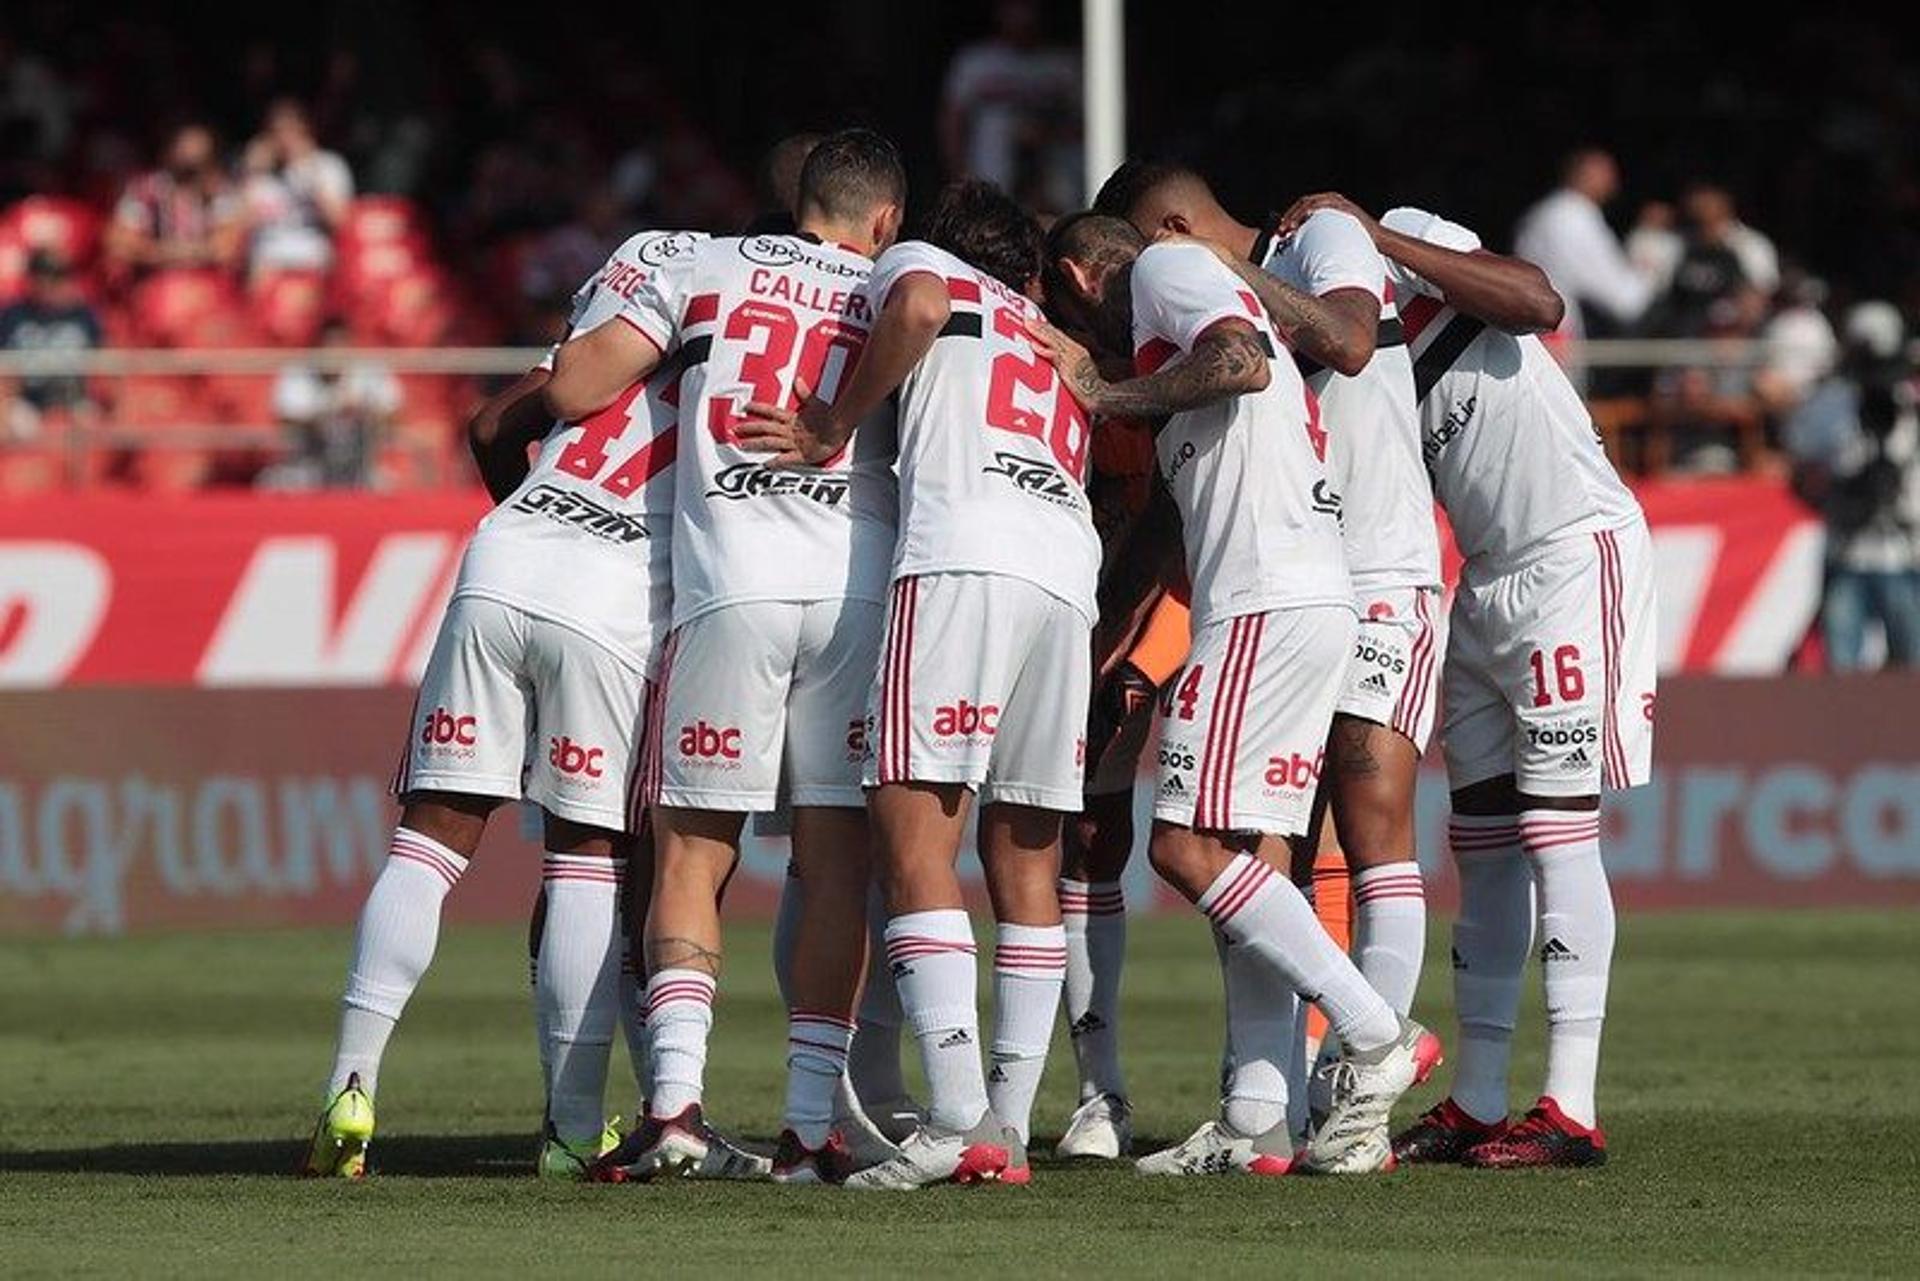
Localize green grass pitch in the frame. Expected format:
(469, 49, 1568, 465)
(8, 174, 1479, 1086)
(2, 910, 1917, 1277)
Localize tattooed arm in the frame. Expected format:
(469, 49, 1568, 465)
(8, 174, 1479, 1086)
(1201, 247, 1378, 377)
(1034, 316, 1271, 418)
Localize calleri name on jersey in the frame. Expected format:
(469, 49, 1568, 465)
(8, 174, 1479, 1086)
(620, 233, 900, 625)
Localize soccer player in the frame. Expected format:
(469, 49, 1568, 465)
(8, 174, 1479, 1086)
(546, 129, 905, 1184)
(1036, 214, 1440, 1176)
(1282, 194, 1656, 1168)
(740, 178, 1099, 1189)
(1094, 162, 1445, 1133)
(302, 226, 706, 1180)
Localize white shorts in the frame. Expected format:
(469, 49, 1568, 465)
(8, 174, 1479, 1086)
(395, 595, 647, 832)
(866, 573, 1091, 811)
(1336, 585, 1446, 752)
(645, 598, 883, 811)
(1152, 605, 1357, 837)
(1442, 521, 1658, 797)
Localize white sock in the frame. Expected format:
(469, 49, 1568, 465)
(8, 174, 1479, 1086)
(1449, 815, 1533, 1125)
(1198, 853, 1398, 1052)
(1217, 924, 1293, 1137)
(850, 883, 908, 1105)
(987, 923, 1066, 1144)
(328, 828, 468, 1098)
(786, 1009, 856, 1148)
(1059, 879, 1128, 1101)
(885, 910, 987, 1132)
(644, 969, 716, 1118)
(1283, 879, 1314, 1141)
(538, 853, 622, 1142)
(772, 859, 802, 1009)
(1522, 810, 1613, 1128)
(1353, 860, 1427, 1017)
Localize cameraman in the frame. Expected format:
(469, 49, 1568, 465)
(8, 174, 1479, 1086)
(1785, 302, 1920, 670)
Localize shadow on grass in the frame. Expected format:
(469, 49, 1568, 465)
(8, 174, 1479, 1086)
(0, 1131, 1185, 1179)
(0, 1133, 542, 1178)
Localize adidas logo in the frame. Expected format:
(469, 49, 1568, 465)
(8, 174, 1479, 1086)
(1541, 937, 1579, 962)
(889, 960, 914, 980)
(937, 1028, 974, 1049)
(1361, 672, 1392, 694)
(1069, 1012, 1107, 1038)
(1564, 747, 1593, 772)
(1165, 773, 1185, 791)
(987, 1065, 1008, 1083)
(1451, 946, 1466, 971)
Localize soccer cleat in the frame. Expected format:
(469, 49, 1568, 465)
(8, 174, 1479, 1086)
(1461, 1097, 1607, 1169)
(842, 1113, 1016, 1191)
(301, 1073, 376, 1179)
(1392, 1098, 1509, 1165)
(1134, 1117, 1292, 1177)
(860, 1094, 926, 1146)
(833, 1087, 903, 1170)
(589, 1104, 772, 1183)
(771, 1129, 857, 1185)
(1296, 1017, 1444, 1175)
(1055, 1093, 1134, 1160)
(536, 1116, 622, 1180)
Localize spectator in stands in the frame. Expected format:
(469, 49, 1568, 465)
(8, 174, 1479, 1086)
(104, 122, 243, 278)
(259, 319, 397, 490)
(1651, 185, 1769, 338)
(1755, 266, 1840, 420)
(1785, 302, 1920, 670)
(1685, 183, 1778, 296)
(240, 99, 354, 280)
(1515, 148, 1654, 340)
(519, 184, 624, 311)
(940, 0, 1081, 212)
(1625, 199, 1682, 294)
(0, 248, 102, 439)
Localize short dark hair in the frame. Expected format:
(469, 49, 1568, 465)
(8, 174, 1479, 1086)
(923, 179, 1043, 291)
(1041, 210, 1145, 301)
(797, 128, 906, 223)
(1092, 159, 1203, 221)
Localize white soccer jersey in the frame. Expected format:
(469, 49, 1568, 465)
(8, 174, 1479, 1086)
(1379, 207, 1642, 569)
(1253, 208, 1440, 594)
(868, 240, 1101, 622)
(1130, 241, 1350, 629)
(454, 229, 706, 671)
(621, 233, 898, 625)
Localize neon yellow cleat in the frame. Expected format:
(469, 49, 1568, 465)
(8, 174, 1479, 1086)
(536, 1115, 622, 1180)
(301, 1073, 375, 1178)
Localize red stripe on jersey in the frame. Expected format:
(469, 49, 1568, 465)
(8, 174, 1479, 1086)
(1236, 289, 1262, 319)
(946, 276, 982, 303)
(684, 292, 720, 326)
(1134, 337, 1179, 376)
(1400, 295, 1444, 343)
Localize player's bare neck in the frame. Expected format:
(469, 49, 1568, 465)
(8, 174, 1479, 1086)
(797, 216, 871, 258)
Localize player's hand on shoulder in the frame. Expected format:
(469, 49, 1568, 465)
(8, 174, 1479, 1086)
(1278, 192, 1379, 240)
(1026, 315, 1106, 412)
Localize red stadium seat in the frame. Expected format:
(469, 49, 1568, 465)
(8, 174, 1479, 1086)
(251, 270, 329, 346)
(128, 270, 243, 347)
(1, 196, 104, 271)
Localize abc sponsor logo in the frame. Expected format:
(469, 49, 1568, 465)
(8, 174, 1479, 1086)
(419, 707, 477, 758)
(678, 720, 743, 769)
(1263, 750, 1323, 795)
(932, 700, 998, 740)
(547, 736, 605, 783)
(847, 717, 870, 763)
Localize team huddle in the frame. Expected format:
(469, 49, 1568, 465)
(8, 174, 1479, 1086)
(303, 127, 1656, 1187)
